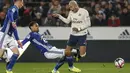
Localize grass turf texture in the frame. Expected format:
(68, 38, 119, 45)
(0, 63, 130, 73)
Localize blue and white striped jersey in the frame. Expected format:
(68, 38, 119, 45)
(1, 5, 19, 40)
(22, 32, 53, 53)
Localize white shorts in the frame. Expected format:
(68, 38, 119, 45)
(44, 47, 65, 59)
(0, 32, 18, 49)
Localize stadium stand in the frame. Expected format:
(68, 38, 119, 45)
(0, 0, 130, 27)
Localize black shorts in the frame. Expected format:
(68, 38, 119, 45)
(67, 34, 87, 46)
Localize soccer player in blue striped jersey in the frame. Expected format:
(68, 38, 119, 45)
(0, 0, 23, 73)
(21, 21, 81, 73)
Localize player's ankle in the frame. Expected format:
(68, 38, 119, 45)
(6, 69, 12, 71)
(53, 68, 58, 72)
(69, 66, 74, 69)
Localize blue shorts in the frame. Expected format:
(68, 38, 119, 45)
(67, 35, 87, 46)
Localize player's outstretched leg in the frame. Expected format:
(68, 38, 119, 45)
(51, 56, 81, 73)
(51, 56, 66, 73)
(6, 48, 19, 73)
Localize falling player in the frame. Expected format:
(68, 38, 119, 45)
(21, 21, 81, 73)
(0, 0, 23, 73)
(52, 0, 91, 72)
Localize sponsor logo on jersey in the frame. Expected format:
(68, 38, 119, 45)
(72, 18, 82, 23)
(72, 21, 83, 23)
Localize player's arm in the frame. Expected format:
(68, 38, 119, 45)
(13, 27, 23, 48)
(79, 10, 91, 32)
(8, 8, 23, 48)
(8, 8, 17, 28)
(53, 11, 71, 24)
(13, 28, 19, 40)
(8, 8, 21, 41)
(12, 22, 21, 47)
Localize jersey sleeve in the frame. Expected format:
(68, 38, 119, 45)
(13, 28, 19, 40)
(7, 8, 15, 22)
(81, 10, 91, 30)
(58, 11, 71, 24)
(22, 34, 31, 46)
(8, 7, 20, 40)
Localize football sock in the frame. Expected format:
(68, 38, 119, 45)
(66, 56, 73, 68)
(53, 56, 66, 71)
(6, 54, 18, 71)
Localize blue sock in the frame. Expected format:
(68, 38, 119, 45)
(6, 54, 18, 71)
(53, 56, 65, 71)
(66, 56, 73, 68)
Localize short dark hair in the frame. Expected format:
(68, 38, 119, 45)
(29, 21, 37, 29)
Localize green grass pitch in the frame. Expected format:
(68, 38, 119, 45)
(0, 62, 130, 73)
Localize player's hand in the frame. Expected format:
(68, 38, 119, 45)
(17, 40, 23, 49)
(72, 27, 80, 32)
(12, 22, 17, 28)
(52, 14, 59, 17)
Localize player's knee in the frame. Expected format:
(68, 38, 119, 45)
(14, 52, 20, 55)
(12, 50, 20, 56)
(13, 53, 19, 57)
(11, 47, 20, 55)
(80, 52, 86, 57)
(65, 49, 71, 56)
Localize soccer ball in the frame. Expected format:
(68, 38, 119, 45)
(114, 58, 125, 68)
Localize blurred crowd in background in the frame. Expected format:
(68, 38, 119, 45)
(0, 0, 130, 27)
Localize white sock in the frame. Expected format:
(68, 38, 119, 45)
(71, 49, 77, 53)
